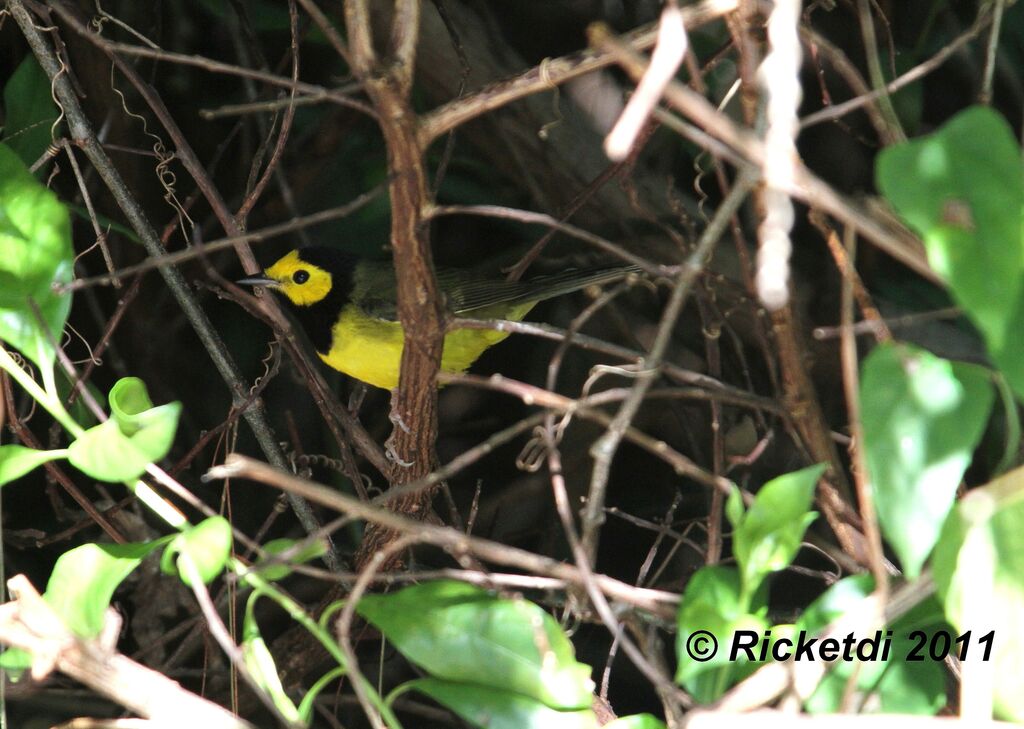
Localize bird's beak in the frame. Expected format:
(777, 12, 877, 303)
(236, 273, 279, 288)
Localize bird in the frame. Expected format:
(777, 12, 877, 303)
(237, 246, 639, 390)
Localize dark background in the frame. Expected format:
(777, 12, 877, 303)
(1, 1, 1022, 725)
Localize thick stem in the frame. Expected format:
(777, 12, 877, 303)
(343, 0, 446, 570)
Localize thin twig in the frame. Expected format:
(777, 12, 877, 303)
(979, 0, 1005, 106)
(61, 140, 119, 288)
(812, 306, 959, 341)
(810, 213, 892, 343)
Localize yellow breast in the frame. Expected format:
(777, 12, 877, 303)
(319, 303, 537, 389)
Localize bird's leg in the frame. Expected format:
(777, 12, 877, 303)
(387, 386, 412, 434)
(385, 441, 414, 467)
(385, 386, 414, 467)
(388, 410, 412, 434)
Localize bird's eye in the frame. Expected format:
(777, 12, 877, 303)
(292, 270, 310, 284)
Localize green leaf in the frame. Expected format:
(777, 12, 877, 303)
(402, 679, 597, 729)
(876, 106, 1024, 398)
(0, 444, 66, 486)
(65, 378, 181, 483)
(0, 143, 73, 368)
(44, 539, 170, 637)
(861, 343, 994, 577)
(675, 565, 767, 699)
(604, 715, 667, 729)
(731, 464, 823, 593)
(255, 537, 328, 581)
(2, 57, 59, 167)
(67, 419, 151, 482)
(107, 377, 182, 463)
(242, 591, 300, 722)
(357, 581, 594, 710)
(161, 516, 233, 586)
(108, 376, 156, 429)
(932, 465, 1024, 722)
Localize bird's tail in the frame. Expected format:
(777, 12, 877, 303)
(519, 264, 643, 304)
(448, 263, 643, 313)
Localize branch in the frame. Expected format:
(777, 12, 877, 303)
(342, 0, 446, 569)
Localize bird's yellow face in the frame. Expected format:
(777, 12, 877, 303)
(262, 250, 333, 307)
